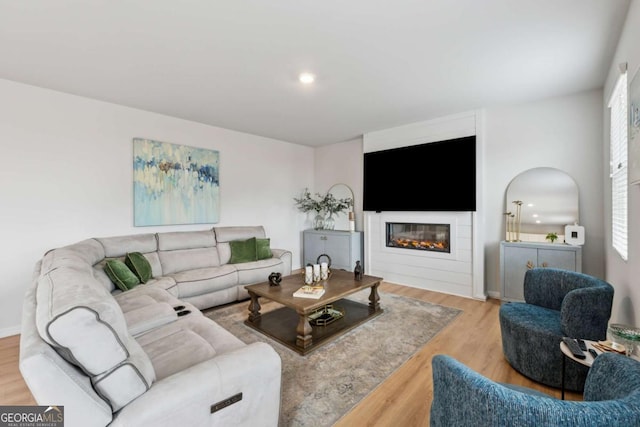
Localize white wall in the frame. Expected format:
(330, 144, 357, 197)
(483, 90, 605, 296)
(0, 79, 314, 336)
(603, 0, 640, 326)
(316, 97, 605, 299)
(0, 69, 620, 335)
(314, 138, 364, 230)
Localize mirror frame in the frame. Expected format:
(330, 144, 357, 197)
(327, 183, 354, 231)
(505, 167, 579, 242)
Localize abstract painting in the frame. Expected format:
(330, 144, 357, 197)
(133, 138, 220, 226)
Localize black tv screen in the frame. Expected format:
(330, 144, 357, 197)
(363, 136, 476, 212)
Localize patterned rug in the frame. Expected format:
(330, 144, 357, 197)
(204, 291, 461, 427)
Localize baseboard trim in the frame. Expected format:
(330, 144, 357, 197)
(487, 290, 500, 300)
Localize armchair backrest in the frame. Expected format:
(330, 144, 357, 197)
(430, 353, 640, 427)
(523, 268, 613, 339)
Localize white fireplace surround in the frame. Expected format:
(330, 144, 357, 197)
(362, 111, 486, 300)
(365, 211, 482, 299)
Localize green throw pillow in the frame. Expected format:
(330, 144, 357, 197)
(256, 238, 272, 260)
(104, 259, 140, 291)
(125, 252, 152, 283)
(229, 237, 257, 264)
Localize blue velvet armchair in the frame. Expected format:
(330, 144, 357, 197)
(499, 268, 614, 391)
(430, 353, 640, 426)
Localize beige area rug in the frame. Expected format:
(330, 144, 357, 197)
(204, 291, 461, 427)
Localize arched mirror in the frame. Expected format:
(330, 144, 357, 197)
(505, 167, 579, 242)
(327, 183, 354, 231)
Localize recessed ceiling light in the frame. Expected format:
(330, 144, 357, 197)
(299, 73, 315, 84)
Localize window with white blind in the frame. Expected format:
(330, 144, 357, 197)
(608, 71, 628, 261)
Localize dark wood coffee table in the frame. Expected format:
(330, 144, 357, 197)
(244, 269, 384, 355)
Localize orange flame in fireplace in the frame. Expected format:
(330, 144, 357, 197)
(392, 238, 448, 251)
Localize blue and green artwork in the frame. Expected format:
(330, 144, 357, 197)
(133, 138, 220, 226)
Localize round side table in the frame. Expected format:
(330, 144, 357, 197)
(560, 339, 600, 400)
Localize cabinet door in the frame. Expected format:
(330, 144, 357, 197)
(538, 249, 576, 271)
(503, 246, 538, 301)
(303, 232, 325, 266)
(323, 234, 351, 270)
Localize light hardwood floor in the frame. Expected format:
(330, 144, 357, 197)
(0, 282, 581, 425)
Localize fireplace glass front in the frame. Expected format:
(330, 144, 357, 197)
(386, 222, 450, 253)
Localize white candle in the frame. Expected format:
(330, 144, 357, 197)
(304, 265, 313, 284)
(313, 264, 321, 282)
(320, 262, 328, 280)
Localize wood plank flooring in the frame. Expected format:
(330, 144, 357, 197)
(0, 282, 581, 425)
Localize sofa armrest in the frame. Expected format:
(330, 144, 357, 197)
(271, 248, 292, 276)
(561, 285, 613, 340)
(110, 342, 281, 427)
(430, 354, 638, 426)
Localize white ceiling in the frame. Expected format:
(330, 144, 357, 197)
(0, 0, 631, 147)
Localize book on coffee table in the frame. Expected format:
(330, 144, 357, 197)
(293, 285, 325, 299)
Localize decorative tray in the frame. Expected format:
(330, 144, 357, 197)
(308, 305, 344, 326)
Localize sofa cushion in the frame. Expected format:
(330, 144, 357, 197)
(35, 265, 156, 410)
(105, 259, 141, 291)
(47, 306, 129, 374)
(136, 315, 245, 380)
(235, 258, 286, 293)
(92, 362, 151, 412)
(157, 230, 216, 251)
(95, 234, 158, 258)
(114, 285, 196, 314)
(158, 247, 220, 275)
(229, 237, 258, 263)
(256, 238, 273, 260)
(40, 239, 106, 274)
(125, 252, 153, 283)
(171, 265, 238, 298)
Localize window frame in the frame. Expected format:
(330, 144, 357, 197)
(608, 70, 628, 261)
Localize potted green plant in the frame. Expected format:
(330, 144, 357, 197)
(320, 193, 353, 230)
(293, 189, 324, 229)
(545, 232, 558, 243)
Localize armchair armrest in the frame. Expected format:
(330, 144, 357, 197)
(111, 342, 281, 427)
(430, 354, 640, 426)
(561, 284, 613, 340)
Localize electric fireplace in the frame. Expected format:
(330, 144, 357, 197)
(386, 222, 450, 253)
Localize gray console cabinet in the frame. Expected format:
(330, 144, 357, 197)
(303, 229, 363, 272)
(500, 241, 582, 302)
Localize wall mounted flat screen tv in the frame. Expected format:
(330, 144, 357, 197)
(363, 136, 476, 212)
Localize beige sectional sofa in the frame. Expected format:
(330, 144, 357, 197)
(19, 226, 292, 427)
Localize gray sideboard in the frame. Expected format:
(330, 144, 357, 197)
(303, 229, 363, 272)
(500, 241, 582, 302)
